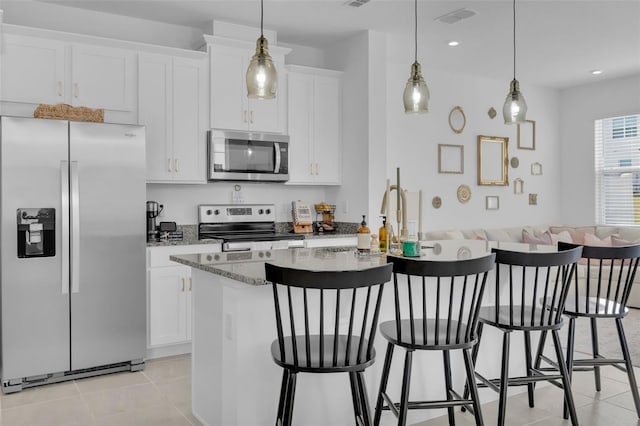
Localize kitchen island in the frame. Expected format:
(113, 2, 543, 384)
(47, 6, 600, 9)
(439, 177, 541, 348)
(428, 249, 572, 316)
(171, 240, 554, 426)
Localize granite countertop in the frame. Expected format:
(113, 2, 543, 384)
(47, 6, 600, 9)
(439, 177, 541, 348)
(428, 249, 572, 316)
(147, 224, 357, 247)
(170, 240, 553, 286)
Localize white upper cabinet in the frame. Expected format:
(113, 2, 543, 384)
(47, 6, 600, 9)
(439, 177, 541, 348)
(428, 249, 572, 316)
(139, 52, 208, 184)
(70, 44, 135, 111)
(286, 65, 342, 185)
(1, 33, 135, 112)
(0, 34, 65, 105)
(207, 37, 289, 134)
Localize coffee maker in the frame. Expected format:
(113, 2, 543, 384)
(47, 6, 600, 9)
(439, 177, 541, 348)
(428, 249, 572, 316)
(146, 201, 163, 242)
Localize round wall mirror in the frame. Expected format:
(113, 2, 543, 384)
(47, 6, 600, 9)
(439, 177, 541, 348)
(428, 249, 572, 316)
(448, 106, 466, 134)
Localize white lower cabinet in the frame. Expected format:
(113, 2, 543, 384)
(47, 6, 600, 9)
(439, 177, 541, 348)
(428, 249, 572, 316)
(304, 236, 356, 248)
(147, 244, 220, 356)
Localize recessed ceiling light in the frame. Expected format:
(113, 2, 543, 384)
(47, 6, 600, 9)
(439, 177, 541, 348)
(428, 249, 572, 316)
(591, 69, 603, 75)
(448, 41, 460, 47)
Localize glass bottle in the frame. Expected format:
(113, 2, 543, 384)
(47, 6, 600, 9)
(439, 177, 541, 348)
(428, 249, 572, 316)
(357, 215, 371, 254)
(378, 216, 388, 253)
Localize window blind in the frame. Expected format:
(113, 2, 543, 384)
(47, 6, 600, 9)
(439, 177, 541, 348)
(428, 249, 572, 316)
(595, 114, 640, 225)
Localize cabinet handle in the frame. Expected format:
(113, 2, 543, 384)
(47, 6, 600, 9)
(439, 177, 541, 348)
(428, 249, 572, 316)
(73, 83, 79, 98)
(243, 110, 248, 123)
(57, 81, 63, 96)
(181, 277, 186, 292)
(175, 158, 179, 173)
(315, 163, 319, 175)
(310, 163, 314, 175)
(168, 158, 172, 172)
(250, 110, 254, 124)
(189, 277, 192, 291)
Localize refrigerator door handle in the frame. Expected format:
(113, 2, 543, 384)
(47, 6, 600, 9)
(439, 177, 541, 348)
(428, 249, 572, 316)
(61, 160, 70, 295)
(70, 161, 80, 294)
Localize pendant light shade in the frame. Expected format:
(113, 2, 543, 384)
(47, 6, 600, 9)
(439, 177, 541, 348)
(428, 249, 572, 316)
(403, 62, 429, 113)
(503, 0, 527, 124)
(246, 0, 277, 99)
(403, 0, 429, 114)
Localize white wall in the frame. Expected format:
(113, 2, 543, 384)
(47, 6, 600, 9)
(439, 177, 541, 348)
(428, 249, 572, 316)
(559, 74, 640, 225)
(381, 33, 563, 234)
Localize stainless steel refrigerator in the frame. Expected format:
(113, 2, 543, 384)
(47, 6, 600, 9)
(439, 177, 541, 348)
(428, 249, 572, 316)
(0, 116, 146, 393)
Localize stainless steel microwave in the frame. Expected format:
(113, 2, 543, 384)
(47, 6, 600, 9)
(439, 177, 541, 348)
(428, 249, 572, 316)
(207, 130, 289, 182)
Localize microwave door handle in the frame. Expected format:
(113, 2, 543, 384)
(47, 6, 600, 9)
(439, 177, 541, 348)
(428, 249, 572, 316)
(274, 143, 281, 173)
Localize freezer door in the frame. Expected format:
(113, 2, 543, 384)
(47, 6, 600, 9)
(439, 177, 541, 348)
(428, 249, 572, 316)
(69, 122, 146, 370)
(0, 117, 71, 380)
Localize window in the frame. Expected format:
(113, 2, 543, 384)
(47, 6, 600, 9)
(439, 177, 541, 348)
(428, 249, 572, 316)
(595, 113, 640, 225)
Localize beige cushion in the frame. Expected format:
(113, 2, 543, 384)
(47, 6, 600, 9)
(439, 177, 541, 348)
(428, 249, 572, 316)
(584, 232, 613, 246)
(549, 226, 596, 245)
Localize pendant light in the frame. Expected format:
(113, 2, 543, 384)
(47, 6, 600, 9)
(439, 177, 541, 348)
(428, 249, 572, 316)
(502, 0, 527, 124)
(402, 0, 429, 114)
(246, 0, 277, 99)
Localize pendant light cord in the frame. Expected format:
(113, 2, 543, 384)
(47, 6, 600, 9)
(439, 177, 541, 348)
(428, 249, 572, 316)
(260, 0, 264, 37)
(512, 0, 516, 80)
(414, 0, 418, 63)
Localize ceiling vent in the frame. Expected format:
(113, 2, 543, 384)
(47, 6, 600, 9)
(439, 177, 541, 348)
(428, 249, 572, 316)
(435, 8, 477, 24)
(344, 0, 370, 7)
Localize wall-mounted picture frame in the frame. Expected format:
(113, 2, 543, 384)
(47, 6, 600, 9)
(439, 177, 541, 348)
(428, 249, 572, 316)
(517, 119, 536, 150)
(514, 178, 524, 194)
(486, 195, 500, 210)
(448, 106, 466, 134)
(438, 144, 464, 174)
(477, 135, 509, 186)
(531, 162, 543, 175)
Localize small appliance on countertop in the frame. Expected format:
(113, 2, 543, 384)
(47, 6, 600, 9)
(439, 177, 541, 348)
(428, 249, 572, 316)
(198, 204, 304, 252)
(146, 201, 163, 242)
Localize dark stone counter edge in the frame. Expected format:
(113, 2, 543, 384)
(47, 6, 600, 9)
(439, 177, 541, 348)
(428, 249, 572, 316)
(170, 255, 267, 286)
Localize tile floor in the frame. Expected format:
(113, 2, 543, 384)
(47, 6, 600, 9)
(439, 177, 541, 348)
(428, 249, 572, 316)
(0, 354, 639, 425)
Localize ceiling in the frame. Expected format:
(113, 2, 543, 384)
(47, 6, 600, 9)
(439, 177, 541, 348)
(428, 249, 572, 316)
(25, 1, 640, 89)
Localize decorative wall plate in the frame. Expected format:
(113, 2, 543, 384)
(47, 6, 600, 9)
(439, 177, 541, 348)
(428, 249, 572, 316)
(432, 196, 442, 209)
(488, 107, 497, 119)
(510, 157, 520, 168)
(457, 184, 471, 203)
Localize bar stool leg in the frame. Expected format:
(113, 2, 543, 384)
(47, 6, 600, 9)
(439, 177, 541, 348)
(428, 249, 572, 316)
(374, 342, 395, 426)
(462, 322, 484, 406)
(524, 330, 535, 407)
(564, 317, 576, 420)
(552, 329, 579, 425)
(590, 317, 602, 391)
(533, 329, 547, 372)
(497, 332, 511, 426)
(276, 370, 290, 425)
(357, 371, 372, 426)
(443, 350, 456, 426)
(398, 350, 413, 426)
(350, 372, 363, 424)
(616, 318, 640, 418)
(463, 348, 484, 426)
(284, 371, 297, 426)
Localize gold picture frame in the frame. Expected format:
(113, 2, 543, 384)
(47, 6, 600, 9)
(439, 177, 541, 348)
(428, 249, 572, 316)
(438, 144, 464, 174)
(517, 119, 536, 150)
(448, 106, 466, 134)
(477, 135, 509, 186)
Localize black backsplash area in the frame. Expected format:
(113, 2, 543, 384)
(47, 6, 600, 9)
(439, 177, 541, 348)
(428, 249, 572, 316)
(276, 222, 358, 235)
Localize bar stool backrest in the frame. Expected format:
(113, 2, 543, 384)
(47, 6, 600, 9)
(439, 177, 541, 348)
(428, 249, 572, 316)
(490, 246, 583, 327)
(386, 254, 496, 347)
(265, 262, 393, 369)
(559, 242, 640, 315)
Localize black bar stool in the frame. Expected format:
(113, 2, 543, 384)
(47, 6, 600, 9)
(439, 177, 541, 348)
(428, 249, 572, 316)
(465, 246, 583, 426)
(373, 253, 496, 426)
(535, 242, 640, 418)
(265, 262, 392, 426)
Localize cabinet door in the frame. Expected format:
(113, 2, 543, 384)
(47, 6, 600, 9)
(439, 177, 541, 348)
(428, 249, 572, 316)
(286, 72, 315, 184)
(148, 266, 190, 347)
(1, 34, 65, 104)
(172, 56, 207, 183)
(138, 53, 172, 182)
(210, 45, 247, 131)
(247, 55, 285, 133)
(313, 75, 342, 185)
(71, 44, 135, 111)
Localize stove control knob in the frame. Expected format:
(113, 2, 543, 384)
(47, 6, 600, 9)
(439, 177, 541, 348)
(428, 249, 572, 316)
(258, 252, 264, 258)
(214, 254, 220, 261)
(214, 209, 220, 215)
(258, 209, 264, 215)
(206, 209, 212, 216)
(265, 251, 272, 258)
(265, 208, 271, 215)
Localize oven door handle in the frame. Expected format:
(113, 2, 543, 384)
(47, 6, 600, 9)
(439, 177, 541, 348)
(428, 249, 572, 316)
(223, 242, 252, 252)
(273, 142, 281, 173)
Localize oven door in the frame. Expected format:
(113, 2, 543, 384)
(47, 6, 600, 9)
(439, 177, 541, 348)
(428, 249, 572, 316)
(208, 130, 289, 182)
(222, 239, 304, 252)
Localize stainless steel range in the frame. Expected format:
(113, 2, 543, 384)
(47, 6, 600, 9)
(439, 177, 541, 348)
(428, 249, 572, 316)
(198, 204, 305, 252)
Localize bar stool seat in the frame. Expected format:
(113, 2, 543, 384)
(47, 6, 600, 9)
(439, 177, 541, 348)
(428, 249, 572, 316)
(478, 306, 560, 331)
(379, 320, 476, 350)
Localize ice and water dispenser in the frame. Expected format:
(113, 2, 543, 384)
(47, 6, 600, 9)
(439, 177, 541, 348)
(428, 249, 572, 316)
(17, 208, 55, 258)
